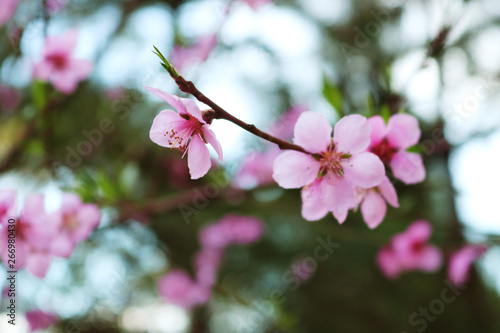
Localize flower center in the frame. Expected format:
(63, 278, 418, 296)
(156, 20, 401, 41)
(47, 53, 68, 69)
(370, 138, 397, 164)
(318, 144, 350, 177)
(62, 213, 80, 231)
(163, 116, 203, 153)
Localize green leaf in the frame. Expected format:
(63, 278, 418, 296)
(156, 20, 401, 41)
(380, 104, 391, 124)
(406, 145, 422, 154)
(322, 77, 344, 117)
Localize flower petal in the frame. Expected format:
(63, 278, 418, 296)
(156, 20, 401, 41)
(415, 245, 442, 272)
(368, 115, 387, 148)
(361, 191, 386, 229)
(187, 135, 211, 179)
(333, 114, 371, 154)
(293, 111, 332, 154)
(26, 252, 51, 278)
(272, 151, 320, 189)
(145, 86, 189, 115)
(376, 246, 401, 279)
(390, 151, 426, 184)
(301, 179, 329, 221)
(386, 114, 421, 149)
(332, 208, 349, 224)
(341, 152, 385, 188)
(377, 176, 399, 207)
(149, 110, 188, 148)
(201, 125, 223, 161)
(320, 173, 355, 212)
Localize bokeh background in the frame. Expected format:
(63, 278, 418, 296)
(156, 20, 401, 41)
(1, 0, 500, 332)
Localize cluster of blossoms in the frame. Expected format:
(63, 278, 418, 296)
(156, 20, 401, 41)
(33, 30, 93, 94)
(376, 220, 487, 285)
(0, 190, 101, 278)
(158, 214, 263, 309)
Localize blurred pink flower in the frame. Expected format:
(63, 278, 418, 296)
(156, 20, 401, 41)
(171, 34, 217, 73)
(158, 270, 211, 309)
(0, 194, 58, 278)
(273, 112, 385, 220)
(45, 0, 66, 15)
(199, 214, 264, 248)
(269, 105, 307, 140)
(243, 0, 272, 10)
(0, 189, 17, 226)
(368, 114, 425, 184)
(33, 30, 93, 94)
(49, 193, 101, 258)
(233, 150, 278, 189)
(105, 87, 125, 101)
(448, 244, 488, 286)
(377, 220, 442, 279)
(0, 0, 18, 26)
(146, 86, 223, 179)
(0, 85, 21, 112)
(194, 247, 223, 287)
(26, 310, 58, 331)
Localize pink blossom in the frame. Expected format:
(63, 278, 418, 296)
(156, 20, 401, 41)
(26, 310, 58, 331)
(45, 0, 66, 15)
(273, 112, 385, 221)
(233, 150, 278, 189)
(0, 194, 58, 278)
(199, 214, 264, 248)
(194, 247, 223, 287)
(146, 86, 223, 179)
(0, 85, 21, 112)
(377, 220, 442, 279)
(33, 30, 93, 94)
(170, 34, 217, 73)
(0, 0, 18, 26)
(0, 189, 17, 226)
(242, 0, 272, 10)
(158, 270, 211, 309)
(447, 244, 488, 286)
(368, 114, 425, 184)
(49, 193, 101, 258)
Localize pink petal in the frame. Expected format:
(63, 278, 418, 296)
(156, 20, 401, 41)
(26, 252, 51, 278)
(145, 86, 189, 116)
(448, 245, 488, 285)
(293, 111, 332, 154)
(272, 151, 320, 189)
(341, 152, 385, 189)
(415, 245, 442, 272)
(361, 191, 386, 229)
(201, 125, 223, 161)
(149, 110, 188, 148)
(52, 71, 79, 94)
(187, 135, 211, 179)
(377, 176, 399, 208)
(33, 62, 53, 81)
(390, 151, 426, 184)
(26, 310, 58, 331)
(333, 114, 371, 154)
(376, 246, 401, 279)
(301, 179, 329, 221)
(404, 220, 433, 243)
(332, 208, 349, 224)
(49, 233, 75, 258)
(68, 58, 93, 79)
(367, 115, 387, 147)
(320, 173, 355, 212)
(386, 114, 421, 149)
